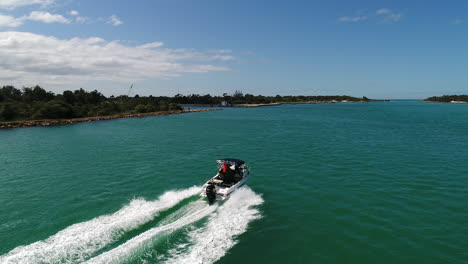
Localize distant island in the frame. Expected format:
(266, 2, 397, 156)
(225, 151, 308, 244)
(0, 86, 375, 128)
(423, 95, 468, 103)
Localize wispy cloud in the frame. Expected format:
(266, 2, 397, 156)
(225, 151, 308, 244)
(0, 32, 234, 86)
(0, 0, 55, 10)
(451, 18, 463, 25)
(376, 8, 402, 23)
(211, 49, 232, 54)
(107, 15, 123, 26)
(138, 42, 164, 49)
(75, 16, 90, 23)
(338, 8, 403, 24)
(0, 9, 125, 27)
(0, 11, 69, 27)
(24, 11, 69, 24)
(337, 16, 367, 23)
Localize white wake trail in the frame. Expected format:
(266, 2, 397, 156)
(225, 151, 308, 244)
(86, 200, 217, 264)
(164, 186, 264, 264)
(0, 186, 200, 264)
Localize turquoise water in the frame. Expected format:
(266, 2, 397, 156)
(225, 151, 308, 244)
(0, 101, 467, 263)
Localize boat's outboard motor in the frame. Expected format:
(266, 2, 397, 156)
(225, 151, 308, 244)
(206, 183, 216, 205)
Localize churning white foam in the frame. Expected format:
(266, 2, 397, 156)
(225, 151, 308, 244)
(86, 200, 217, 264)
(0, 186, 200, 264)
(164, 186, 264, 264)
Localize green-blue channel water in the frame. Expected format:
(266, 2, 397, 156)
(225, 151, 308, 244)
(0, 101, 467, 264)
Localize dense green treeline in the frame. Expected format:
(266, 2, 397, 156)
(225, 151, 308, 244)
(172, 91, 369, 105)
(0, 86, 370, 122)
(0, 86, 181, 121)
(425, 95, 468, 102)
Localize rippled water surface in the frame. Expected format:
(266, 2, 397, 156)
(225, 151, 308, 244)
(1, 101, 467, 263)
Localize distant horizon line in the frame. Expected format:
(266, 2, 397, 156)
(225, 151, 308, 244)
(2, 84, 462, 100)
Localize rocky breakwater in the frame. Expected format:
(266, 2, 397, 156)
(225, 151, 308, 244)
(0, 109, 222, 129)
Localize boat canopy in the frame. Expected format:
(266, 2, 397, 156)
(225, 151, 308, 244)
(217, 158, 245, 166)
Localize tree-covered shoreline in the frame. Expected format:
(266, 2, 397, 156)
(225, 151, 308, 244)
(1, 86, 372, 122)
(171, 91, 370, 106)
(0, 86, 182, 122)
(424, 95, 468, 103)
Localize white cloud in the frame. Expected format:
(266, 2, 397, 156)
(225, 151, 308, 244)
(107, 15, 122, 26)
(452, 18, 463, 25)
(24, 11, 69, 24)
(0, 0, 54, 9)
(138, 42, 164, 49)
(0, 11, 69, 27)
(0, 11, 126, 27)
(0, 14, 22, 27)
(376, 8, 402, 23)
(0, 32, 233, 87)
(337, 16, 367, 23)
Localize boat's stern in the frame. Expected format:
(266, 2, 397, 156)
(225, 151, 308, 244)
(200, 158, 249, 203)
(200, 184, 228, 199)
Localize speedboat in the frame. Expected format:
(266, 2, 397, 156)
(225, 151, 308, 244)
(200, 158, 250, 204)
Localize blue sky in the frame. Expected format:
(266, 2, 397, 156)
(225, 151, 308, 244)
(0, 0, 467, 98)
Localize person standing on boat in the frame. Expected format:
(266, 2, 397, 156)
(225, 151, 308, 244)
(218, 162, 228, 181)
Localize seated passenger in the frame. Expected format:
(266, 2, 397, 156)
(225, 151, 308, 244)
(224, 164, 236, 184)
(233, 168, 242, 182)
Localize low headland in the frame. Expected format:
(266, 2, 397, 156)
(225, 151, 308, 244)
(177, 92, 377, 107)
(0, 85, 377, 129)
(423, 95, 468, 104)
